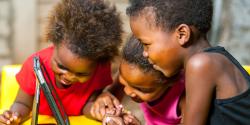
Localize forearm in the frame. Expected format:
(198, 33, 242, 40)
(82, 101, 94, 119)
(104, 83, 124, 101)
(10, 101, 32, 122)
(82, 89, 102, 119)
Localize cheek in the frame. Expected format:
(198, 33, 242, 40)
(77, 76, 91, 83)
(138, 93, 156, 102)
(144, 89, 166, 102)
(147, 45, 163, 62)
(51, 62, 65, 76)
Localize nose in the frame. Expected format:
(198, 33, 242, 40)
(77, 77, 87, 83)
(63, 71, 77, 82)
(124, 86, 136, 98)
(143, 50, 149, 58)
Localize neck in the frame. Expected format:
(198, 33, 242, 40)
(183, 36, 211, 68)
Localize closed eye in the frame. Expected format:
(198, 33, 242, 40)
(75, 72, 91, 77)
(57, 63, 68, 70)
(132, 86, 155, 93)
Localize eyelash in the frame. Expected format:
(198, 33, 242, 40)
(135, 87, 153, 93)
(57, 63, 67, 70)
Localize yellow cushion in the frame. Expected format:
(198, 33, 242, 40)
(21, 115, 101, 125)
(0, 65, 21, 110)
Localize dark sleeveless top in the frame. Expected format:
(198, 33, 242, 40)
(204, 46, 250, 125)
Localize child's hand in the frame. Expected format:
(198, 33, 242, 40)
(102, 114, 125, 125)
(0, 111, 21, 125)
(122, 113, 141, 125)
(102, 107, 140, 125)
(91, 91, 121, 120)
(102, 113, 140, 125)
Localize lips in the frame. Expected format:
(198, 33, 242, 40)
(131, 96, 143, 103)
(60, 79, 72, 85)
(148, 59, 160, 71)
(153, 64, 163, 71)
(148, 58, 154, 65)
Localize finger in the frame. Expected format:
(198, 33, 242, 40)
(12, 112, 21, 123)
(113, 98, 121, 109)
(99, 103, 106, 120)
(90, 105, 96, 119)
(104, 116, 124, 125)
(104, 97, 115, 110)
(106, 108, 116, 116)
(3, 111, 11, 119)
(114, 105, 123, 116)
(123, 115, 130, 125)
(102, 116, 111, 125)
(94, 104, 102, 120)
(0, 115, 10, 124)
(110, 117, 125, 125)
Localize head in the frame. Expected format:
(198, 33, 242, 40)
(119, 35, 172, 103)
(126, 0, 213, 77)
(46, 0, 122, 87)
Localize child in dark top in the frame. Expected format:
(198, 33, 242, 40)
(126, 0, 250, 125)
(102, 36, 185, 125)
(0, 0, 123, 124)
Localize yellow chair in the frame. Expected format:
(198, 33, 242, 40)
(0, 65, 21, 110)
(0, 65, 101, 125)
(244, 65, 250, 74)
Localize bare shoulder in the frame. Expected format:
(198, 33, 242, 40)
(186, 53, 217, 73)
(185, 52, 221, 86)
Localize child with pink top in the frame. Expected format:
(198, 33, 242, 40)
(102, 36, 185, 125)
(127, 0, 250, 125)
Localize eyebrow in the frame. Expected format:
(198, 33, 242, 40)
(56, 60, 91, 75)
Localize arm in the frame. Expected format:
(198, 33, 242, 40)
(0, 88, 33, 125)
(103, 72, 125, 101)
(83, 74, 125, 121)
(184, 54, 217, 125)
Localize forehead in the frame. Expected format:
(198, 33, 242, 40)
(119, 61, 158, 87)
(130, 9, 156, 29)
(54, 44, 96, 72)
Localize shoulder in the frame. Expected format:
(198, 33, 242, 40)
(185, 52, 220, 87)
(186, 52, 220, 75)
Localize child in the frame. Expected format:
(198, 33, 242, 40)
(126, 0, 250, 125)
(0, 0, 122, 124)
(103, 36, 185, 125)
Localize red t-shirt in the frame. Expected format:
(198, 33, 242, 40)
(16, 46, 112, 116)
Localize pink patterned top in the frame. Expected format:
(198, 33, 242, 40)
(140, 77, 185, 125)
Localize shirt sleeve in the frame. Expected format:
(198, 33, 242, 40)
(16, 56, 36, 95)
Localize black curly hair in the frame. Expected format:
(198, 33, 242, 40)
(46, 0, 123, 62)
(122, 35, 166, 84)
(126, 0, 213, 34)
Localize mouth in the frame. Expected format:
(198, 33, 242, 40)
(148, 58, 154, 65)
(152, 64, 161, 71)
(60, 79, 72, 86)
(148, 59, 160, 70)
(131, 96, 143, 103)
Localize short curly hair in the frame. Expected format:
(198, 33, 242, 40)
(46, 0, 123, 62)
(122, 35, 166, 84)
(126, 0, 213, 34)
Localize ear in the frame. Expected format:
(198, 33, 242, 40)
(175, 24, 191, 46)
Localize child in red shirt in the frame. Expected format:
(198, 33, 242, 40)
(0, 0, 122, 124)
